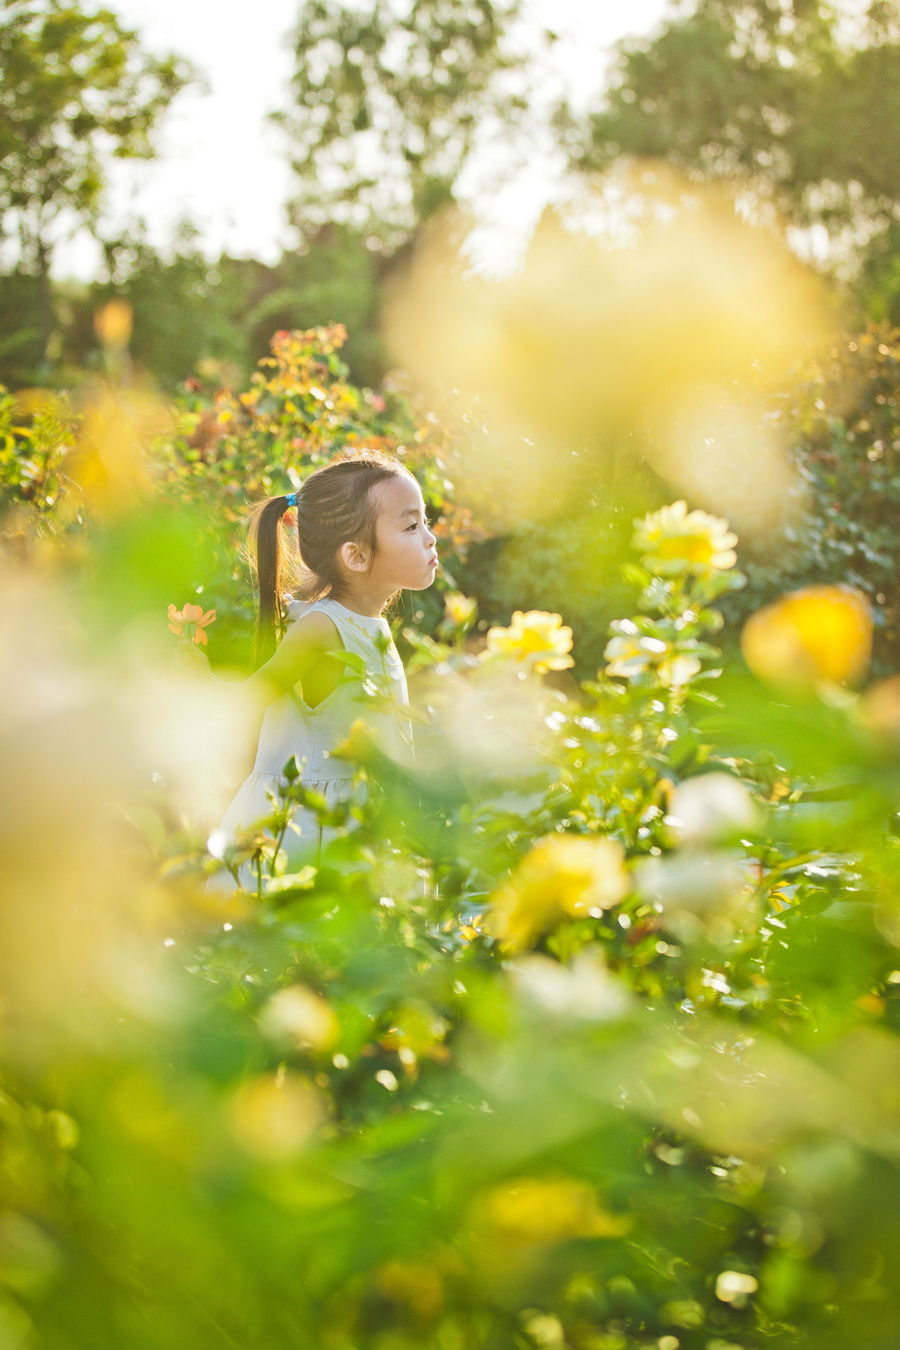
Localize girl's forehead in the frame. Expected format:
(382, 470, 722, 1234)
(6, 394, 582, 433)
(374, 474, 423, 516)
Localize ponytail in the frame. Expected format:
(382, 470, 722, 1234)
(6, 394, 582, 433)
(249, 495, 293, 667)
(245, 452, 412, 667)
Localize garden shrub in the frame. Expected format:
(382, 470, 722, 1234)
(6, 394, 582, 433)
(1, 320, 899, 1348)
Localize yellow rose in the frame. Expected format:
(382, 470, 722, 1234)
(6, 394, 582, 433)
(487, 834, 629, 953)
(634, 500, 738, 576)
(485, 610, 574, 673)
(741, 585, 873, 687)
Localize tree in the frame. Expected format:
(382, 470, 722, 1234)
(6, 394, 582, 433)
(0, 0, 192, 370)
(275, 0, 537, 250)
(568, 0, 900, 297)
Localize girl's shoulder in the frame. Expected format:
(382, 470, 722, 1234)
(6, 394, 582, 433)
(290, 595, 391, 645)
(282, 596, 341, 645)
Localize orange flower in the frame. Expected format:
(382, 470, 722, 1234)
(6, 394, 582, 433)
(167, 602, 217, 647)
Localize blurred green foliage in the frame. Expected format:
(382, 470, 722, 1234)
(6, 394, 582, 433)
(1, 451, 899, 1349)
(3, 318, 899, 684)
(725, 325, 900, 674)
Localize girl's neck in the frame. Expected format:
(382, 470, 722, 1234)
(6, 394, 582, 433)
(329, 585, 389, 619)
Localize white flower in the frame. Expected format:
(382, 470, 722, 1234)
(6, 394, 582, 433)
(604, 633, 667, 679)
(604, 632, 701, 687)
(657, 653, 702, 687)
(668, 773, 760, 845)
(635, 851, 756, 942)
(509, 949, 633, 1021)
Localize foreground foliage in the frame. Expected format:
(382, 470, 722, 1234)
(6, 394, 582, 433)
(1, 434, 899, 1349)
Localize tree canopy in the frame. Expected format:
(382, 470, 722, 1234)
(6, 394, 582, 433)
(275, 0, 537, 248)
(569, 0, 900, 294)
(0, 0, 192, 360)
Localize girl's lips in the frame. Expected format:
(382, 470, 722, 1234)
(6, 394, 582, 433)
(428, 555, 439, 567)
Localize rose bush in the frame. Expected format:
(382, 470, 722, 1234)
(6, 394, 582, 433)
(0, 325, 899, 1350)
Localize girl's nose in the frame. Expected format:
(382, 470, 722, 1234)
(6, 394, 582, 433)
(425, 524, 436, 545)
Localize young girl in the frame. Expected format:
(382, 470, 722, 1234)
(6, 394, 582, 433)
(211, 452, 438, 885)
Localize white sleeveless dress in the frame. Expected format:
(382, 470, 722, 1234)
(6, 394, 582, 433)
(211, 596, 411, 885)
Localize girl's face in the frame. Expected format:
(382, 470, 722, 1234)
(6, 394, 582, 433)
(366, 474, 438, 594)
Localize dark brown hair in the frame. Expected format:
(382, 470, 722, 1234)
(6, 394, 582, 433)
(248, 452, 412, 665)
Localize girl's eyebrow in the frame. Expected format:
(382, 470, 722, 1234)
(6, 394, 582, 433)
(400, 507, 421, 518)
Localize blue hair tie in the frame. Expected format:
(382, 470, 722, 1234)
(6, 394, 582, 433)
(285, 491, 298, 508)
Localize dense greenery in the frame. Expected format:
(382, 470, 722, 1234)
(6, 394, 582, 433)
(1, 358, 898, 1344)
(1, 4, 899, 1344)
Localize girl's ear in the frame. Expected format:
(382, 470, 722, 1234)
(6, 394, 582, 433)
(339, 540, 370, 573)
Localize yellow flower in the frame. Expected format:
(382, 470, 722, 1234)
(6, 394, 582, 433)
(634, 500, 738, 576)
(485, 610, 574, 673)
(474, 1176, 630, 1245)
(487, 835, 629, 953)
(93, 299, 133, 349)
(167, 602, 217, 646)
(374, 1260, 444, 1321)
(861, 674, 900, 747)
(258, 985, 338, 1051)
(444, 591, 477, 628)
(229, 1073, 323, 1161)
(741, 585, 873, 687)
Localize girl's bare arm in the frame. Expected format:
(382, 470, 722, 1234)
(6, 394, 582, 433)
(244, 611, 344, 709)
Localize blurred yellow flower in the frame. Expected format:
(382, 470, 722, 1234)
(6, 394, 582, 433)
(229, 1073, 323, 1161)
(741, 585, 873, 687)
(93, 299, 133, 350)
(474, 1175, 630, 1245)
(634, 500, 738, 576)
(167, 602, 217, 647)
(861, 674, 900, 747)
(384, 175, 827, 526)
(374, 1260, 444, 1320)
(71, 385, 173, 515)
(487, 835, 629, 953)
(258, 984, 338, 1051)
(485, 610, 574, 673)
(444, 591, 477, 628)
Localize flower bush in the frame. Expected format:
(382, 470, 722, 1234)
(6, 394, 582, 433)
(1, 323, 899, 1350)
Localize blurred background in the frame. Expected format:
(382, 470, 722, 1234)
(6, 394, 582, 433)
(3, 0, 898, 389)
(2, 0, 898, 672)
(2, 5, 900, 1349)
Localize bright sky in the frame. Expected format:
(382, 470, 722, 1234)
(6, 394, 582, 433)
(58, 0, 671, 280)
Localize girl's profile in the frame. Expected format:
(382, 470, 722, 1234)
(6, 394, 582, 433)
(210, 451, 438, 887)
